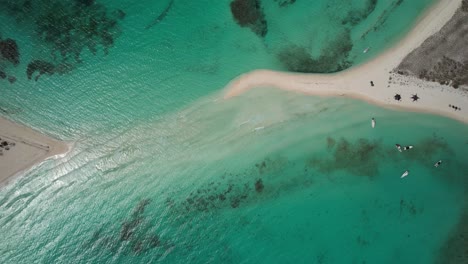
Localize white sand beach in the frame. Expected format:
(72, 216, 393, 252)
(0, 117, 69, 187)
(224, 0, 468, 124)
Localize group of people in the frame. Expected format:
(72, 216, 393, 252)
(448, 104, 461, 111)
(0, 138, 15, 156)
(371, 118, 442, 178)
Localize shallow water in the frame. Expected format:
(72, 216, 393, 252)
(1, 89, 467, 263)
(1, 0, 467, 263)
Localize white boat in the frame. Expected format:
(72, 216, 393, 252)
(371, 118, 376, 128)
(253, 126, 264, 132)
(401, 170, 409, 178)
(395, 144, 402, 152)
(434, 160, 442, 167)
(363, 47, 370, 53)
(403, 145, 413, 151)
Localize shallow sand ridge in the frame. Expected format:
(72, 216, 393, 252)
(0, 117, 68, 186)
(224, 0, 468, 124)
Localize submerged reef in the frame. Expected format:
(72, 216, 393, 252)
(309, 135, 455, 178)
(309, 138, 384, 177)
(360, 0, 404, 40)
(230, 0, 268, 37)
(277, 30, 353, 73)
(25, 59, 74, 81)
(274, 0, 296, 8)
(0, 37, 20, 83)
(26, 60, 55, 81)
(0, 0, 125, 81)
(0, 38, 20, 65)
(436, 208, 468, 264)
(277, 0, 376, 73)
(34, 1, 124, 61)
(164, 156, 302, 217)
(228, 0, 381, 73)
(87, 133, 465, 260)
(89, 198, 172, 257)
(173, 175, 262, 212)
(341, 0, 377, 26)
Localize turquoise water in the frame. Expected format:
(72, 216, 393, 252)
(1, 0, 467, 263)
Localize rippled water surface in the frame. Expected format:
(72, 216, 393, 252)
(1, 0, 467, 263)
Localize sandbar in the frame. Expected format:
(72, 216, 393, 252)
(224, 0, 468, 124)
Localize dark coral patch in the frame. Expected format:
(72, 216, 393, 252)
(1, 0, 125, 79)
(0, 38, 20, 65)
(26, 60, 55, 81)
(436, 208, 468, 263)
(360, 0, 404, 40)
(277, 30, 353, 73)
(389, 134, 453, 165)
(89, 198, 173, 256)
(255, 179, 264, 193)
(34, 1, 124, 61)
(76, 0, 95, 6)
(309, 137, 383, 177)
(230, 0, 268, 37)
(310, 135, 456, 178)
(274, 0, 296, 8)
(341, 0, 377, 26)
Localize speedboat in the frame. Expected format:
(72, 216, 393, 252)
(395, 144, 402, 152)
(401, 170, 409, 178)
(363, 47, 370, 53)
(403, 145, 413, 151)
(434, 160, 442, 167)
(371, 118, 376, 128)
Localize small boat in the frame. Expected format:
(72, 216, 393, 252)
(395, 144, 402, 152)
(401, 170, 409, 178)
(371, 118, 376, 128)
(434, 160, 442, 167)
(363, 47, 370, 53)
(253, 126, 264, 132)
(403, 145, 413, 151)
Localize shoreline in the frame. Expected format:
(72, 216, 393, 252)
(0, 116, 69, 187)
(224, 0, 468, 124)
